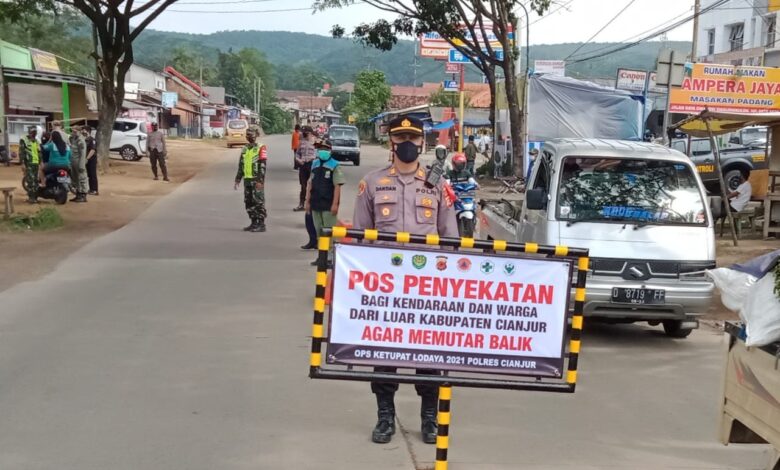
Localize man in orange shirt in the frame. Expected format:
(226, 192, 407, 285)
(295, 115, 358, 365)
(291, 124, 301, 170)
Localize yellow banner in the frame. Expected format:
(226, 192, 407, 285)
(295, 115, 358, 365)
(29, 48, 60, 73)
(669, 63, 780, 114)
(770, 0, 780, 12)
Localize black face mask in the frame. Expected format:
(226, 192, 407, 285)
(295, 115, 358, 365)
(394, 141, 420, 164)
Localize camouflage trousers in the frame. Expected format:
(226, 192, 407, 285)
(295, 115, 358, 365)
(243, 180, 267, 222)
(24, 164, 39, 199)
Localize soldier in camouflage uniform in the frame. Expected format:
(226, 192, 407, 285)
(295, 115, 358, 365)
(69, 125, 88, 202)
(233, 129, 268, 232)
(19, 126, 41, 204)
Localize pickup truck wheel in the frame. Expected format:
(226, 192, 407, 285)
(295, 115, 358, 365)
(724, 169, 744, 191)
(120, 145, 139, 161)
(662, 320, 693, 338)
(352, 155, 360, 166)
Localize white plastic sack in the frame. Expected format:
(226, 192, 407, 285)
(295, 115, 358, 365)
(707, 268, 757, 319)
(741, 273, 780, 347)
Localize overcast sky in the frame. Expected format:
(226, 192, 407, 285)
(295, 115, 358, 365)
(137, 0, 695, 45)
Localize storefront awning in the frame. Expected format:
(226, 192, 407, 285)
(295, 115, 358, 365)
(430, 119, 456, 131)
(674, 110, 780, 137)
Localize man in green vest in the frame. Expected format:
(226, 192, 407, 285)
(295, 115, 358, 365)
(233, 129, 268, 232)
(20, 126, 41, 204)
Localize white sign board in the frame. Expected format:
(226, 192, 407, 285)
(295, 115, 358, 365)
(124, 82, 139, 101)
(534, 60, 566, 77)
(616, 69, 666, 94)
(326, 244, 573, 378)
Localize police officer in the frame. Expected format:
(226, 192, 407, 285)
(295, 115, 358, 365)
(19, 126, 41, 203)
(233, 129, 268, 232)
(353, 115, 458, 445)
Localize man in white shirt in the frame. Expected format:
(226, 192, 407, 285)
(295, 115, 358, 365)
(727, 168, 752, 212)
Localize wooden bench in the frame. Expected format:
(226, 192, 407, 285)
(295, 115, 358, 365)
(1, 187, 15, 219)
(719, 202, 762, 238)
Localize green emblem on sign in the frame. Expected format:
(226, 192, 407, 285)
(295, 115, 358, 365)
(504, 263, 516, 275)
(391, 254, 403, 266)
(412, 254, 427, 269)
(480, 260, 494, 274)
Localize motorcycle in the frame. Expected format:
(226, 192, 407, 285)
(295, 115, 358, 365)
(22, 168, 72, 204)
(451, 179, 478, 238)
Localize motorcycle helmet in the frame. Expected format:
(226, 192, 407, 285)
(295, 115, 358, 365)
(452, 153, 467, 172)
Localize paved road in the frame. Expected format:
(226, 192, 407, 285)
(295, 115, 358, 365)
(0, 135, 771, 470)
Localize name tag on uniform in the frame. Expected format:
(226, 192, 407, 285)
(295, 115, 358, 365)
(325, 171, 331, 179)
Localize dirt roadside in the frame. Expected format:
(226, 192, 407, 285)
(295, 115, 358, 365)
(0, 138, 227, 293)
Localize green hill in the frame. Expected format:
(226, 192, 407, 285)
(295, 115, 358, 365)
(133, 29, 691, 86)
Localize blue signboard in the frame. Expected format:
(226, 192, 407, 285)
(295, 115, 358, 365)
(448, 49, 503, 63)
(443, 80, 459, 92)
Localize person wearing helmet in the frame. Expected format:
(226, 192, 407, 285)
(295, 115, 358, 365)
(304, 142, 345, 265)
(446, 152, 474, 185)
(233, 129, 268, 232)
(20, 126, 41, 203)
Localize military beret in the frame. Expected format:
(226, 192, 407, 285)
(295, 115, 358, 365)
(388, 115, 423, 136)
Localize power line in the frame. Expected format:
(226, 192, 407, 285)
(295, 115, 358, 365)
(563, 0, 639, 61)
(175, 0, 280, 4)
(167, 6, 313, 13)
(567, 0, 730, 64)
(167, 0, 365, 13)
(519, 0, 576, 30)
(565, 7, 691, 59)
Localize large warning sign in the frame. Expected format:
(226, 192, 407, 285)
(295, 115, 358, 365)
(326, 243, 573, 378)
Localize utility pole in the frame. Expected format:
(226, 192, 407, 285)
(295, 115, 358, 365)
(691, 0, 701, 60)
(412, 37, 420, 87)
(199, 62, 203, 138)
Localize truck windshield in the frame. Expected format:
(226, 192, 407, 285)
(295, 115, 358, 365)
(557, 157, 707, 226)
(330, 128, 358, 143)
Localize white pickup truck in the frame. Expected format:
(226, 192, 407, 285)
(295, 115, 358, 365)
(478, 139, 718, 338)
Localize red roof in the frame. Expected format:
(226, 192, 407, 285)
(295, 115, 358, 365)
(164, 66, 208, 97)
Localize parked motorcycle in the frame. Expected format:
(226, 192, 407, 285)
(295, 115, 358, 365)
(22, 168, 72, 204)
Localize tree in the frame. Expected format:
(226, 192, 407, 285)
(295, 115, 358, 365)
(345, 70, 390, 126)
(0, 0, 179, 172)
(316, 0, 552, 175)
(429, 87, 460, 108)
(169, 47, 218, 86)
(0, 8, 93, 76)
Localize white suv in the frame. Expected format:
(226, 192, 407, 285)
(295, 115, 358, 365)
(112, 119, 148, 161)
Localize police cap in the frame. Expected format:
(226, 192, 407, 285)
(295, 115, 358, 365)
(388, 115, 423, 136)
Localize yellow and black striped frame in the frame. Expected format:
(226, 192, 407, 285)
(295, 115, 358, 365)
(309, 227, 589, 393)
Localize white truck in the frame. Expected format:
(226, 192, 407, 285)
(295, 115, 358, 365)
(477, 139, 718, 338)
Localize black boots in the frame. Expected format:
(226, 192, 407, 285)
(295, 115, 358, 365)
(70, 193, 87, 203)
(249, 219, 266, 232)
(371, 394, 396, 444)
(244, 219, 266, 232)
(420, 395, 438, 444)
